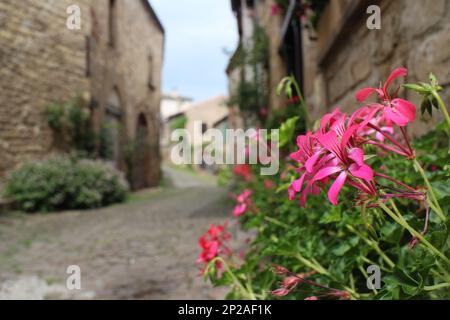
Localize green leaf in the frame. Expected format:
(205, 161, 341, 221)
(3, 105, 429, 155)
(332, 242, 352, 256)
(319, 207, 342, 224)
(384, 268, 421, 288)
(431, 179, 450, 200)
(278, 116, 299, 148)
(403, 83, 429, 95)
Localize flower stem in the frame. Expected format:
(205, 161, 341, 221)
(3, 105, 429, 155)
(291, 75, 310, 129)
(346, 225, 395, 269)
(375, 172, 417, 192)
(400, 127, 414, 156)
(264, 216, 290, 229)
(367, 123, 410, 154)
(295, 253, 330, 276)
(378, 201, 450, 266)
(432, 90, 450, 132)
(424, 283, 450, 291)
(209, 257, 256, 300)
(412, 159, 446, 222)
(366, 140, 409, 157)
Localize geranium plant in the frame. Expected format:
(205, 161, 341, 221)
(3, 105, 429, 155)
(199, 68, 450, 300)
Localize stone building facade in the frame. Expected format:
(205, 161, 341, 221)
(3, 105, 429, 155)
(303, 0, 450, 135)
(228, 0, 311, 125)
(0, 0, 164, 188)
(228, 0, 450, 136)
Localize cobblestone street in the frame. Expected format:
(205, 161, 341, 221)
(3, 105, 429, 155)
(0, 167, 236, 299)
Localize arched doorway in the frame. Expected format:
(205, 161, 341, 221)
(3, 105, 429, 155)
(131, 113, 151, 190)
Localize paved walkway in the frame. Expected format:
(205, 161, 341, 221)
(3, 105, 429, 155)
(0, 166, 237, 299)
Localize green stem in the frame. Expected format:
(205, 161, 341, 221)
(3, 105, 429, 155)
(358, 265, 378, 295)
(360, 256, 392, 272)
(431, 269, 449, 283)
(264, 216, 290, 229)
(436, 261, 450, 282)
(208, 257, 256, 300)
(432, 90, 450, 132)
(424, 283, 450, 291)
(413, 159, 446, 222)
(295, 253, 330, 276)
(346, 225, 395, 269)
(378, 201, 450, 266)
(290, 75, 310, 129)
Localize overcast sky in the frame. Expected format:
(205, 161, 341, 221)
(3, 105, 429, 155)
(150, 0, 238, 102)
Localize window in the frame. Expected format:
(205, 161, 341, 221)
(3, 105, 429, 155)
(148, 54, 154, 89)
(245, 0, 255, 8)
(85, 36, 91, 77)
(201, 122, 208, 134)
(109, 0, 117, 47)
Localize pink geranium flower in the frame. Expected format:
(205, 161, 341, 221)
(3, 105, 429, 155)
(233, 189, 253, 217)
(197, 223, 232, 274)
(313, 129, 374, 205)
(288, 131, 325, 206)
(352, 108, 394, 142)
(289, 110, 376, 206)
(355, 68, 416, 127)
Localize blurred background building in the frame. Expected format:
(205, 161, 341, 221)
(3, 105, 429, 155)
(0, 0, 164, 189)
(228, 0, 450, 135)
(160, 91, 193, 162)
(160, 94, 230, 172)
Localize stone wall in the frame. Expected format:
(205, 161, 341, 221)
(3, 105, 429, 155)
(256, 0, 287, 111)
(304, 0, 450, 136)
(0, 0, 91, 175)
(0, 0, 164, 187)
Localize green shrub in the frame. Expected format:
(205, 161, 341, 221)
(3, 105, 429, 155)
(169, 115, 188, 131)
(5, 156, 129, 212)
(44, 95, 97, 154)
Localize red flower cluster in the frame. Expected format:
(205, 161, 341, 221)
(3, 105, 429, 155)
(288, 68, 423, 207)
(233, 164, 252, 181)
(197, 223, 232, 274)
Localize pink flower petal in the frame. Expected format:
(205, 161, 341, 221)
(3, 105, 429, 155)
(237, 189, 252, 202)
(341, 124, 359, 148)
(327, 171, 347, 205)
(375, 131, 385, 142)
(391, 98, 416, 123)
(299, 183, 311, 207)
(317, 131, 343, 160)
(233, 203, 247, 217)
(292, 173, 306, 192)
(305, 151, 322, 173)
(320, 108, 342, 130)
(355, 87, 379, 102)
(290, 150, 303, 162)
(271, 288, 290, 297)
(383, 67, 407, 93)
(382, 126, 394, 134)
(313, 166, 342, 181)
(349, 163, 374, 181)
(288, 185, 296, 201)
(348, 148, 365, 166)
(385, 105, 409, 126)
